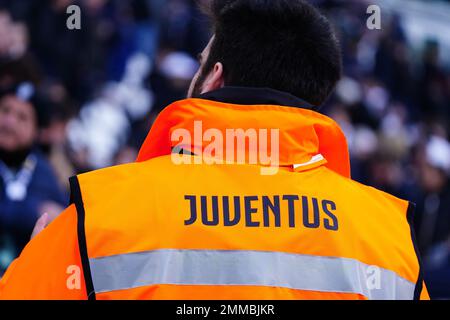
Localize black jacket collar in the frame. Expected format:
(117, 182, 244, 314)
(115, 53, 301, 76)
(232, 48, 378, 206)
(199, 86, 317, 110)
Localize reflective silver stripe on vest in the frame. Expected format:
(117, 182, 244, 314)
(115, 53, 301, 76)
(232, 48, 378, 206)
(89, 249, 415, 299)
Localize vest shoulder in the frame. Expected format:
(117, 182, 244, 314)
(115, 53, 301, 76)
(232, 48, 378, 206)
(320, 167, 410, 211)
(77, 156, 171, 178)
(74, 156, 175, 191)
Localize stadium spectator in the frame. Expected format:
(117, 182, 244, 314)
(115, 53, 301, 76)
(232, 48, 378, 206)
(0, 83, 66, 276)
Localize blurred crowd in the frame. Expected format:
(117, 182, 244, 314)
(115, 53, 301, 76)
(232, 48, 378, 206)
(0, 0, 449, 299)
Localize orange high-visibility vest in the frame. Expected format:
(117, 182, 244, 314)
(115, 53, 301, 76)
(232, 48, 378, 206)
(66, 92, 426, 300)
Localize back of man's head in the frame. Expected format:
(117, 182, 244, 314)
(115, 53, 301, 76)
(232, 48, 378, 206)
(201, 0, 342, 107)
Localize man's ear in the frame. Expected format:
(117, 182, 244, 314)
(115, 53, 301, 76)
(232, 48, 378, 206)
(201, 62, 224, 94)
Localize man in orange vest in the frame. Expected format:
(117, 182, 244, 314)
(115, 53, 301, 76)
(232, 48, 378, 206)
(0, 0, 428, 299)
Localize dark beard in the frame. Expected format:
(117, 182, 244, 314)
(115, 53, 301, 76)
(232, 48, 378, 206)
(0, 147, 32, 169)
(191, 69, 209, 98)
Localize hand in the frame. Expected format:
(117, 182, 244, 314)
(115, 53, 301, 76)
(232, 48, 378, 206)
(39, 201, 64, 222)
(30, 213, 49, 240)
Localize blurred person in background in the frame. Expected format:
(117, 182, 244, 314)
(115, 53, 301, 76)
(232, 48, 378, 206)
(425, 237, 450, 300)
(414, 136, 450, 254)
(414, 136, 450, 299)
(0, 83, 66, 276)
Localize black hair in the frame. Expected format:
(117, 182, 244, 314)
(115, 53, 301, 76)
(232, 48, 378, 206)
(0, 82, 51, 128)
(200, 0, 342, 107)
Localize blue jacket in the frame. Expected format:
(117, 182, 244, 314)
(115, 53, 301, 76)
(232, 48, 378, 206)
(0, 149, 67, 273)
